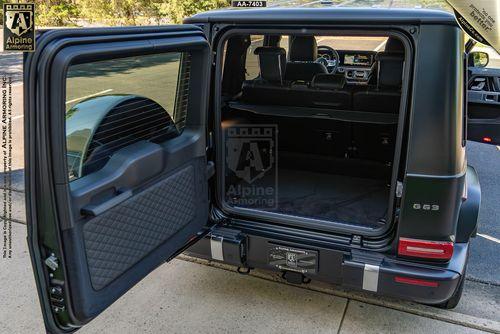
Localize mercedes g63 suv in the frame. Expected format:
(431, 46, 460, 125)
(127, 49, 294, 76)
(24, 7, 499, 333)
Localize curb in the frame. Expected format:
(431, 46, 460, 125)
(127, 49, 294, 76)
(178, 254, 500, 334)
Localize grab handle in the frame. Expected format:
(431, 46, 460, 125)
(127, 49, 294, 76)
(81, 189, 133, 217)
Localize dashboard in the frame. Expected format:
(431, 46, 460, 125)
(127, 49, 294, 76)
(317, 47, 377, 84)
(343, 53, 373, 67)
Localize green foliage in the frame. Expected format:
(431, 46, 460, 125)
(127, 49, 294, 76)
(35, 0, 79, 26)
(0, 0, 4, 25)
(14, 0, 230, 27)
(161, 0, 230, 24)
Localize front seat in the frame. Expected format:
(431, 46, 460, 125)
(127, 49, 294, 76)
(285, 36, 328, 83)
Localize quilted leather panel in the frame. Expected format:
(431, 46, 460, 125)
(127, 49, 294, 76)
(83, 165, 196, 290)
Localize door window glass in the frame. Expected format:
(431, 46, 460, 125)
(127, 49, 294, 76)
(65, 52, 190, 181)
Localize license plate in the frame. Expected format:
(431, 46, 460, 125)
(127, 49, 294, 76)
(268, 244, 318, 274)
(231, 1, 267, 8)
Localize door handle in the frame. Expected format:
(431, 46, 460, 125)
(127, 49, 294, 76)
(484, 94, 498, 102)
(81, 189, 133, 217)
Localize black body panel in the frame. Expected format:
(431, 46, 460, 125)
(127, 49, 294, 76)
(456, 166, 481, 243)
(397, 24, 467, 243)
(186, 8, 457, 26)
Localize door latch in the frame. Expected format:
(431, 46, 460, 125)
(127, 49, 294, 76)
(396, 181, 403, 198)
(45, 254, 59, 271)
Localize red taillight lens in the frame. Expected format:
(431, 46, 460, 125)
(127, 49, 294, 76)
(394, 276, 439, 287)
(483, 137, 492, 143)
(398, 237, 453, 260)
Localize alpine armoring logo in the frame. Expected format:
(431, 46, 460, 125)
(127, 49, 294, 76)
(3, 3, 35, 52)
(224, 124, 278, 209)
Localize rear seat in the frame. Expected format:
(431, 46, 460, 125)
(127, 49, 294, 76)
(353, 37, 405, 113)
(310, 74, 351, 109)
(241, 46, 289, 105)
(351, 37, 405, 162)
(242, 36, 349, 108)
(239, 36, 405, 163)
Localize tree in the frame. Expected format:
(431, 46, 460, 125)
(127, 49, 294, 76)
(35, 0, 79, 26)
(156, 0, 230, 24)
(3, 0, 230, 27)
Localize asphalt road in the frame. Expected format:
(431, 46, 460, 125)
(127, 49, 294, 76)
(0, 39, 499, 286)
(466, 142, 500, 284)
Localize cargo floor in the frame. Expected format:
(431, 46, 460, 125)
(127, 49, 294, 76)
(239, 169, 391, 228)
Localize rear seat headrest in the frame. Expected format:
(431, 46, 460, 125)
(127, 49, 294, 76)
(254, 46, 286, 56)
(376, 37, 405, 89)
(384, 37, 404, 53)
(289, 36, 318, 62)
(254, 46, 287, 84)
(311, 74, 345, 90)
(377, 54, 404, 88)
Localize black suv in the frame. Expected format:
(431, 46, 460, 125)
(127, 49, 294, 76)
(24, 7, 499, 333)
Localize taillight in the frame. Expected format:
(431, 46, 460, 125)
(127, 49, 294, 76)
(483, 137, 492, 143)
(394, 276, 439, 287)
(398, 237, 453, 260)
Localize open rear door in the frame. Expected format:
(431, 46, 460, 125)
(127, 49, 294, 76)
(24, 26, 212, 333)
(467, 70, 500, 145)
(467, 58, 500, 145)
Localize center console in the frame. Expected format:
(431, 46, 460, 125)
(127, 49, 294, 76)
(337, 52, 376, 85)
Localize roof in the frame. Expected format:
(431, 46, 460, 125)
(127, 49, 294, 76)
(185, 7, 457, 26)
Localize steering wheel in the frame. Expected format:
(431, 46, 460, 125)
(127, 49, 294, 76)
(316, 45, 340, 74)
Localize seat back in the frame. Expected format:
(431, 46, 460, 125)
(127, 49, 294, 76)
(376, 53, 404, 89)
(351, 37, 405, 162)
(352, 37, 405, 114)
(254, 46, 287, 84)
(241, 46, 288, 104)
(285, 36, 327, 83)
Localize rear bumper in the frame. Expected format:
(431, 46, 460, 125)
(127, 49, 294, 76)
(186, 227, 468, 305)
(342, 243, 467, 304)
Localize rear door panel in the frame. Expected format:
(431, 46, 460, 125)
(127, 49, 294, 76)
(467, 67, 500, 145)
(25, 26, 211, 332)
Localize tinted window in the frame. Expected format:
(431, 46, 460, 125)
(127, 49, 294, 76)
(65, 52, 190, 181)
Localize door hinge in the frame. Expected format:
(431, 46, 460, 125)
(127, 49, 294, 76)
(396, 181, 404, 198)
(45, 254, 59, 271)
(49, 285, 65, 312)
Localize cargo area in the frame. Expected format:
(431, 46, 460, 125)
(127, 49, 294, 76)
(218, 33, 407, 231)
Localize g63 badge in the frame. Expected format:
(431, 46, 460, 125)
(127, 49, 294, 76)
(3, 3, 35, 52)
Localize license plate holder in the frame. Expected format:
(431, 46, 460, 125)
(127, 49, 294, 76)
(268, 244, 318, 274)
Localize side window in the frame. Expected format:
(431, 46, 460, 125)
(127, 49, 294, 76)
(65, 52, 191, 181)
(245, 35, 264, 79)
(279, 36, 289, 54)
